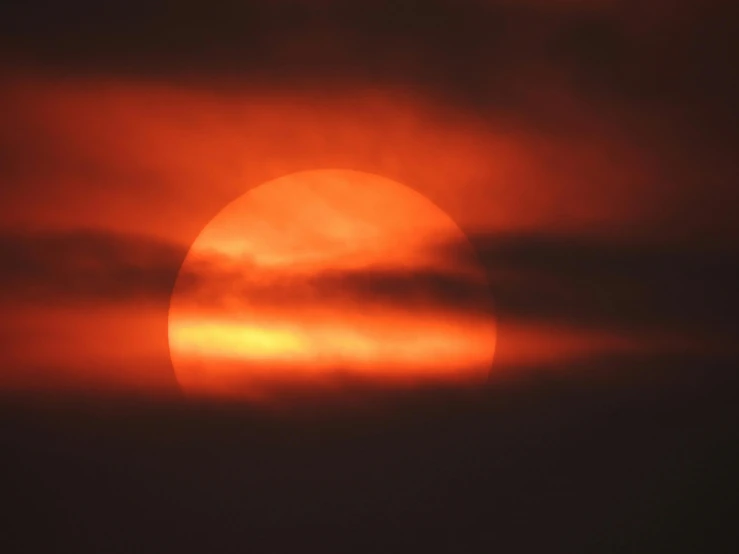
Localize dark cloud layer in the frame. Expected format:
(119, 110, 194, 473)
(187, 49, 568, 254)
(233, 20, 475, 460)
(0, 1, 575, 84)
(455, 232, 739, 336)
(1, 0, 736, 127)
(2, 349, 738, 551)
(175, 259, 495, 318)
(0, 228, 185, 304)
(2, 227, 736, 344)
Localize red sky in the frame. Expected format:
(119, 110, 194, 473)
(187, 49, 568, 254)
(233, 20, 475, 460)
(0, 0, 736, 401)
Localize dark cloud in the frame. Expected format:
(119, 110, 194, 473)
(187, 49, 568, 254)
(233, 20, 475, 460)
(0, 228, 186, 304)
(2, 348, 738, 551)
(436, 231, 739, 338)
(0, 227, 493, 318)
(314, 266, 492, 313)
(4, 226, 734, 347)
(2, 0, 735, 124)
(0, 1, 528, 82)
(176, 258, 495, 318)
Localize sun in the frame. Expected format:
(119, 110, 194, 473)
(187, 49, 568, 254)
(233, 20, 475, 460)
(168, 169, 496, 400)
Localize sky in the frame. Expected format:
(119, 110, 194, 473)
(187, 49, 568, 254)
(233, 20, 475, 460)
(1, 0, 738, 550)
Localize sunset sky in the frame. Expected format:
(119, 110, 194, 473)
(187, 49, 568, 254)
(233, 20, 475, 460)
(1, 1, 737, 550)
(1, 20, 735, 396)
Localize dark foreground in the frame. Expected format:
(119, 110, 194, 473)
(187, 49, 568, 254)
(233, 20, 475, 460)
(2, 354, 738, 553)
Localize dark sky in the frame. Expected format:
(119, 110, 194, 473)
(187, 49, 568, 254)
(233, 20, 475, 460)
(1, 1, 738, 551)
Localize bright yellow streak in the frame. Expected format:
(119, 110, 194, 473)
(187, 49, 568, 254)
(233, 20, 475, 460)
(170, 318, 494, 375)
(171, 322, 308, 361)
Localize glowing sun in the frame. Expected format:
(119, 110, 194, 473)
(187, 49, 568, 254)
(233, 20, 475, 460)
(168, 169, 496, 400)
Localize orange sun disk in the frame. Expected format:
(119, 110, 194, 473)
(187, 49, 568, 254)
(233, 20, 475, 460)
(168, 170, 496, 400)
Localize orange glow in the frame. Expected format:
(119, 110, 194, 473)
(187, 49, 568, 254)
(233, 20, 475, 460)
(0, 76, 656, 243)
(168, 170, 497, 398)
(0, 75, 677, 398)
